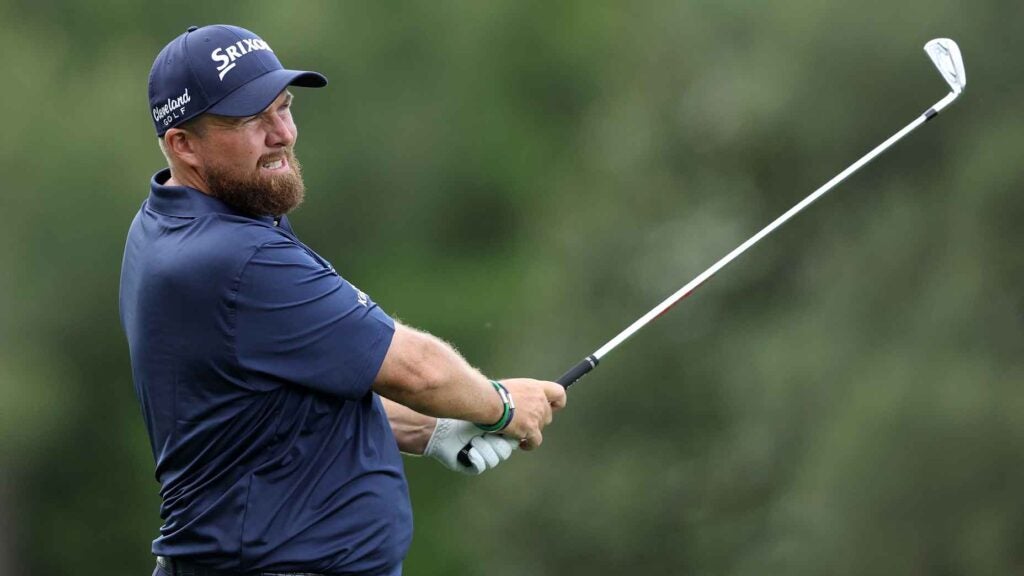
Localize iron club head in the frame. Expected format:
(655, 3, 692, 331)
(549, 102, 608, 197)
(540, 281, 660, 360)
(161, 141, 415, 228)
(924, 38, 966, 94)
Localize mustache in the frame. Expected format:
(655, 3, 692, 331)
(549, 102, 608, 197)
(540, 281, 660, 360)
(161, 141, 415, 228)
(258, 148, 296, 165)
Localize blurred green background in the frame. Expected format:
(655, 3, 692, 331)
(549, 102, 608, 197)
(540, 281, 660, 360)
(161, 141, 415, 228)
(2, 0, 1022, 574)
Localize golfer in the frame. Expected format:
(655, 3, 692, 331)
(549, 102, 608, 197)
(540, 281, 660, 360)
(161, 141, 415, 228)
(120, 24, 566, 576)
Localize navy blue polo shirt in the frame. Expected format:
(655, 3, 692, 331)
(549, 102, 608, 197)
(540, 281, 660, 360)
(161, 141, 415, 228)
(119, 169, 412, 574)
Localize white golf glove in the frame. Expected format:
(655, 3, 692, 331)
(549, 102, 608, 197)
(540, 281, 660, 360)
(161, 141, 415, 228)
(424, 418, 518, 475)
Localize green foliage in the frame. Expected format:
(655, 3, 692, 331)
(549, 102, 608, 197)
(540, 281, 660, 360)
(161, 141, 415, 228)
(2, 1, 1021, 574)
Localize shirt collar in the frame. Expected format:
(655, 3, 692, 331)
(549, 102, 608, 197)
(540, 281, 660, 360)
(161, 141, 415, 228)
(147, 168, 279, 225)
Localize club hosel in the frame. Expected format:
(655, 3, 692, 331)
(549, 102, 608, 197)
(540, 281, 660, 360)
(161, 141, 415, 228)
(927, 91, 961, 119)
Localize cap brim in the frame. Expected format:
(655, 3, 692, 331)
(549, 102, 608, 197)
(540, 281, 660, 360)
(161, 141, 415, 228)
(207, 68, 328, 118)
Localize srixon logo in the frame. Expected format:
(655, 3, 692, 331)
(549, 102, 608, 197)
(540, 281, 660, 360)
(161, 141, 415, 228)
(210, 38, 273, 81)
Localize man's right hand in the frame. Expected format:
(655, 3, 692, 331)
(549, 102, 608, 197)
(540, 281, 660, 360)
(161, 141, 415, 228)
(373, 323, 569, 452)
(497, 378, 567, 450)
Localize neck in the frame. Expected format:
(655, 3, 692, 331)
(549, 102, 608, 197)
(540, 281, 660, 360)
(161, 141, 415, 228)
(166, 167, 211, 195)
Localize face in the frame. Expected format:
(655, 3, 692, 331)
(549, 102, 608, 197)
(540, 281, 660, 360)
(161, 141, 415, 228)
(192, 90, 306, 217)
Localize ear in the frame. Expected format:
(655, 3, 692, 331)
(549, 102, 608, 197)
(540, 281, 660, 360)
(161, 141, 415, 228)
(163, 127, 203, 170)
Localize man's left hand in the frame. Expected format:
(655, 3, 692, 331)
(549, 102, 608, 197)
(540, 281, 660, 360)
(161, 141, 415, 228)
(424, 419, 517, 475)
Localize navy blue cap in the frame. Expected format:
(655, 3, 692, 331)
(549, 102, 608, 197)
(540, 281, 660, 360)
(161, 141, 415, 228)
(149, 24, 327, 136)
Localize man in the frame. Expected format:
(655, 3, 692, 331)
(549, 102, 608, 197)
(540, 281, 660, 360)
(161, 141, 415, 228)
(120, 24, 566, 576)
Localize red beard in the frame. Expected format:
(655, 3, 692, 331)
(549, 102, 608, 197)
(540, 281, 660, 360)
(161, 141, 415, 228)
(202, 148, 305, 217)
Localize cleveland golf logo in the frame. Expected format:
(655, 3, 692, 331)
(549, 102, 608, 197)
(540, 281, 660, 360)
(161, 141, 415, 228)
(211, 38, 273, 81)
(152, 88, 191, 126)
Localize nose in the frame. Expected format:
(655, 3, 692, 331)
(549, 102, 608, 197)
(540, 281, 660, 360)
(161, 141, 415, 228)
(265, 112, 295, 148)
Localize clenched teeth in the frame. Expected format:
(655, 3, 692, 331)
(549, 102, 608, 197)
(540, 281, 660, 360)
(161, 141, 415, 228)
(262, 159, 284, 169)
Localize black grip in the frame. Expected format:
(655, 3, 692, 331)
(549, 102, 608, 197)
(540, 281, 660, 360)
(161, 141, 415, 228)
(457, 445, 475, 467)
(556, 355, 599, 388)
(457, 355, 600, 467)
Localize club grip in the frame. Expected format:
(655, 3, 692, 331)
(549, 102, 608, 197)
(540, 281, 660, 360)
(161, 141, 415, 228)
(457, 443, 475, 467)
(456, 355, 600, 467)
(556, 355, 599, 388)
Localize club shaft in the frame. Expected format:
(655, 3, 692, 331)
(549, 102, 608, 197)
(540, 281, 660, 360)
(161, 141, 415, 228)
(465, 90, 961, 464)
(584, 97, 952, 365)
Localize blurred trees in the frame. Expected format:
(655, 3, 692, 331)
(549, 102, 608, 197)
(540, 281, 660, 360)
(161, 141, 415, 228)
(1, 1, 1021, 574)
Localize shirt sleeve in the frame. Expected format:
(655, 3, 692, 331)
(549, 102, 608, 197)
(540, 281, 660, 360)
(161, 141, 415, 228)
(234, 239, 395, 400)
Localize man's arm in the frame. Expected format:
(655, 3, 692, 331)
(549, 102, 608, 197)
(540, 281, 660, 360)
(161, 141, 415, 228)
(380, 394, 520, 475)
(372, 322, 566, 450)
(379, 396, 435, 455)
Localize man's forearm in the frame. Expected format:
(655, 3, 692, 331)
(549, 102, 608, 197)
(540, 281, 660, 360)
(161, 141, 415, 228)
(372, 323, 504, 426)
(380, 396, 435, 455)
(372, 321, 567, 450)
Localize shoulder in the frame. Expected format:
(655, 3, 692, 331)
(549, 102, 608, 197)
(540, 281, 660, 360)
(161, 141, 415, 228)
(136, 212, 301, 290)
(193, 215, 296, 268)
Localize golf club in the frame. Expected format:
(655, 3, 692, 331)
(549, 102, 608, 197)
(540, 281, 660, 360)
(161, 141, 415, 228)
(458, 38, 965, 467)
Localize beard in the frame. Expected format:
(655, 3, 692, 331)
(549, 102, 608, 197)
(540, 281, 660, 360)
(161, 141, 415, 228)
(202, 148, 306, 217)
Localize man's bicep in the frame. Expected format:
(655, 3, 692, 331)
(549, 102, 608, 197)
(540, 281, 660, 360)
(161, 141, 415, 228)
(235, 240, 394, 399)
(373, 323, 427, 395)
